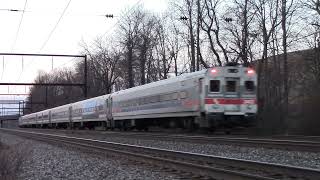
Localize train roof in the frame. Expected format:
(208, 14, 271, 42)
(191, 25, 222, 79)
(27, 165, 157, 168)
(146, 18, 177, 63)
(20, 66, 255, 118)
(72, 94, 109, 106)
(113, 69, 208, 96)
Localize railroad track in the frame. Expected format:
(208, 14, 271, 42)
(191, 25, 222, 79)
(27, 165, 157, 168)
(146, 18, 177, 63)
(1, 128, 319, 180)
(96, 131, 320, 152)
(24, 128, 320, 152)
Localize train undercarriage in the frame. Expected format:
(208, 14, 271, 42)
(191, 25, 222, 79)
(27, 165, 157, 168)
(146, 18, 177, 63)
(22, 114, 256, 134)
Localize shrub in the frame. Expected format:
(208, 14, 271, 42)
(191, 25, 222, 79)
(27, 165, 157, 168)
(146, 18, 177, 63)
(0, 137, 29, 180)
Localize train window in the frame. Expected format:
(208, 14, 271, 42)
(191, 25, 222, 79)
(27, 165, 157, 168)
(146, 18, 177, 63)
(161, 93, 176, 101)
(139, 98, 143, 105)
(172, 93, 178, 100)
(180, 91, 188, 99)
(149, 96, 159, 103)
(210, 80, 220, 92)
(245, 81, 255, 91)
(228, 69, 238, 73)
(199, 78, 203, 93)
(226, 81, 236, 92)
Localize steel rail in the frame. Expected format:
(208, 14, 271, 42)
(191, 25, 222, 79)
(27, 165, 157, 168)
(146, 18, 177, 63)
(95, 131, 320, 152)
(1, 128, 319, 179)
(16, 128, 320, 152)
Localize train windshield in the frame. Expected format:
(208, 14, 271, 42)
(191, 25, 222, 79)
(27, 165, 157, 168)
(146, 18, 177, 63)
(210, 80, 220, 92)
(245, 81, 255, 92)
(226, 80, 237, 92)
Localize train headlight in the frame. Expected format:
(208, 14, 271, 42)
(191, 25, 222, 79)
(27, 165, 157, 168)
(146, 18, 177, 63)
(247, 69, 255, 74)
(211, 69, 217, 74)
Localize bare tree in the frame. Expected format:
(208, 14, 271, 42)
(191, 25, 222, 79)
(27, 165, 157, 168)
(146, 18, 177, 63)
(174, 0, 197, 72)
(118, 8, 141, 88)
(82, 38, 120, 94)
(164, 11, 185, 76)
(305, 0, 320, 15)
(155, 19, 170, 79)
(135, 10, 158, 84)
(227, 0, 257, 64)
(251, 0, 281, 102)
(201, 0, 228, 66)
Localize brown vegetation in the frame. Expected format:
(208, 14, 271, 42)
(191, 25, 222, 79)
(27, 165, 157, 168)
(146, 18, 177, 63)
(24, 1, 320, 135)
(0, 137, 29, 180)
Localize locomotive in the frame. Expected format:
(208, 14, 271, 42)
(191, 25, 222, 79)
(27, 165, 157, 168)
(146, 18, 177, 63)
(19, 65, 257, 131)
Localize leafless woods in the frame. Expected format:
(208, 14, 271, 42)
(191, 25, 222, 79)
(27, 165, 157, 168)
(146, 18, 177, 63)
(26, 0, 320, 135)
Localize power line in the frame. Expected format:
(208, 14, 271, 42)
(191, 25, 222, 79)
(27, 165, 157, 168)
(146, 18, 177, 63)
(1, 1, 28, 81)
(16, 0, 72, 82)
(0, 8, 26, 12)
(290, 30, 320, 43)
(1, 8, 112, 17)
(51, 57, 78, 71)
(38, 0, 72, 52)
(102, 0, 142, 37)
(0, 57, 2, 81)
(11, 0, 28, 52)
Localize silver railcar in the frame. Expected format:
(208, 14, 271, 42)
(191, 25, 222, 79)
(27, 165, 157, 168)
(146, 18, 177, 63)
(110, 66, 257, 130)
(19, 66, 257, 130)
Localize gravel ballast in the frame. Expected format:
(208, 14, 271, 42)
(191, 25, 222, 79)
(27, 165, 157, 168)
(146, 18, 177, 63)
(0, 132, 180, 180)
(23, 129, 320, 170)
(100, 136, 320, 169)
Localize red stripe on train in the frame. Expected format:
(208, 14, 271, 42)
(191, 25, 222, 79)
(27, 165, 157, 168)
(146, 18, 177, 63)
(205, 98, 215, 104)
(205, 98, 256, 105)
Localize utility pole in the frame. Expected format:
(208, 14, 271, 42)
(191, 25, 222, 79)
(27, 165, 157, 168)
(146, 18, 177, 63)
(196, 0, 200, 71)
(84, 55, 88, 98)
(282, 0, 289, 134)
(45, 86, 48, 108)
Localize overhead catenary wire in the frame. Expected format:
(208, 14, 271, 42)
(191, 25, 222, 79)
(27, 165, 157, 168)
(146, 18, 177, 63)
(1, 8, 112, 17)
(13, 0, 72, 103)
(1, 56, 4, 81)
(16, 0, 139, 82)
(10, 0, 28, 52)
(16, 0, 72, 82)
(1, 0, 28, 81)
(51, 57, 79, 71)
(9, 0, 140, 99)
(102, 0, 143, 37)
(0, 8, 26, 12)
(38, 0, 72, 52)
(16, 0, 138, 84)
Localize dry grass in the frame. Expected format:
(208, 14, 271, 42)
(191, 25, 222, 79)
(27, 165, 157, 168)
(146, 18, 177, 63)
(291, 95, 320, 135)
(0, 137, 29, 180)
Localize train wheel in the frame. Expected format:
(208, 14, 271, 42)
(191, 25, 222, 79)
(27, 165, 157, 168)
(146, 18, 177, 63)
(224, 129, 231, 135)
(209, 126, 216, 133)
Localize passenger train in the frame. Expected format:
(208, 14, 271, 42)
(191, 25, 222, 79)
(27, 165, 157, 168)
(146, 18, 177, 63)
(19, 65, 257, 131)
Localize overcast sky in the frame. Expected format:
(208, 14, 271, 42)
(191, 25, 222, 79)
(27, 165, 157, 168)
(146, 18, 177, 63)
(0, 0, 168, 114)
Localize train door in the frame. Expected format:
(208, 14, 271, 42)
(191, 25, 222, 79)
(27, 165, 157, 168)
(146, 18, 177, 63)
(68, 106, 72, 128)
(105, 98, 109, 125)
(35, 114, 38, 126)
(106, 96, 114, 128)
(198, 78, 205, 111)
(106, 97, 112, 119)
(49, 111, 52, 128)
(40, 113, 43, 127)
(105, 99, 109, 118)
(224, 77, 241, 112)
